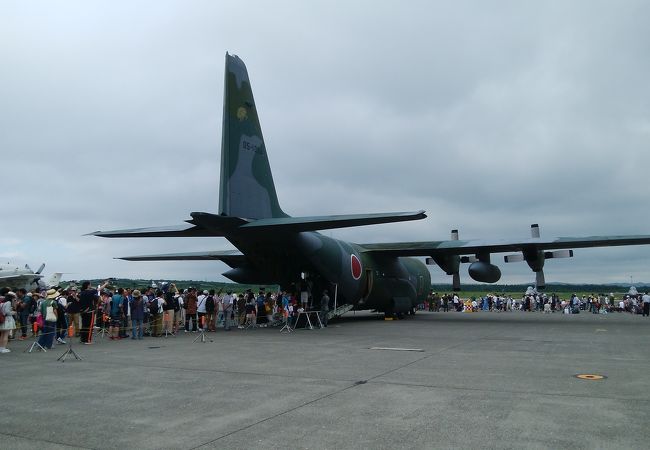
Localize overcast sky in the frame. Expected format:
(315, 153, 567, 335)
(2, 0, 650, 287)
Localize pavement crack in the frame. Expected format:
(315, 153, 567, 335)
(187, 381, 363, 449)
(0, 431, 94, 449)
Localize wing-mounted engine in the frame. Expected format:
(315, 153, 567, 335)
(503, 224, 574, 289)
(426, 229, 503, 289)
(467, 253, 502, 284)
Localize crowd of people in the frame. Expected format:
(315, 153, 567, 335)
(2, 283, 649, 354)
(0, 282, 332, 354)
(421, 291, 650, 315)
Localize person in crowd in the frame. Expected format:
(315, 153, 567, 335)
(38, 289, 59, 349)
(196, 290, 208, 331)
(162, 287, 175, 336)
(256, 291, 267, 326)
(237, 291, 247, 329)
(320, 289, 330, 327)
(0, 291, 17, 353)
(15, 289, 32, 340)
(55, 290, 68, 344)
(79, 281, 101, 345)
(244, 296, 256, 327)
(173, 289, 183, 333)
(119, 288, 130, 338)
(32, 290, 44, 336)
(204, 289, 216, 332)
(222, 290, 233, 331)
(642, 292, 650, 317)
(150, 290, 164, 337)
(130, 290, 145, 340)
(109, 288, 124, 340)
(66, 287, 80, 337)
(184, 287, 198, 332)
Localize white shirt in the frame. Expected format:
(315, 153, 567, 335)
(642, 294, 650, 304)
(197, 294, 207, 313)
(222, 294, 233, 310)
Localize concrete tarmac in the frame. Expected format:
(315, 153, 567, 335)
(1, 310, 649, 449)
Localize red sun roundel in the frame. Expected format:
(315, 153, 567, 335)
(351, 254, 362, 280)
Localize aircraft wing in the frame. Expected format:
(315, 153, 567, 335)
(361, 231, 650, 290)
(0, 274, 38, 287)
(90, 211, 425, 237)
(117, 250, 246, 268)
(360, 234, 650, 256)
(239, 210, 426, 233)
(0, 273, 43, 288)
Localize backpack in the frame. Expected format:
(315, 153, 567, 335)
(149, 299, 159, 316)
(205, 295, 215, 313)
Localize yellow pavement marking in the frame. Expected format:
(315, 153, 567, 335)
(575, 374, 605, 380)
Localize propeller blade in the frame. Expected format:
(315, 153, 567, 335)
(535, 270, 546, 290)
(531, 224, 540, 238)
(504, 254, 525, 263)
(36, 263, 45, 274)
(544, 250, 574, 259)
(460, 255, 478, 264)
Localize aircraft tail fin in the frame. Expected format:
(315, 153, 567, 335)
(39, 272, 63, 289)
(219, 53, 287, 219)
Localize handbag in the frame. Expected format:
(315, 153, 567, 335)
(45, 302, 57, 322)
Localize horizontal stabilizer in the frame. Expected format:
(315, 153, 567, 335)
(89, 211, 423, 237)
(239, 210, 426, 233)
(89, 224, 224, 238)
(88, 212, 248, 238)
(117, 250, 246, 268)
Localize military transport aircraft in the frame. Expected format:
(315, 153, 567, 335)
(91, 53, 650, 316)
(0, 263, 63, 291)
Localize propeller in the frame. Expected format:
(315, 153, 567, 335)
(426, 229, 463, 290)
(503, 225, 574, 290)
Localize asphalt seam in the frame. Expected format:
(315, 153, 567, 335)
(187, 381, 362, 449)
(185, 339, 473, 448)
(0, 431, 94, 449)
(186, 339, 476, 448)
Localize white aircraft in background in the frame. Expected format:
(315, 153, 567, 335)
(0, 263, 63, 290)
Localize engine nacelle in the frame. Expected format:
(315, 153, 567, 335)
(468, 261, 502, 283)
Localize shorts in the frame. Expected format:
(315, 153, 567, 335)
(110, 316, 121, 327)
